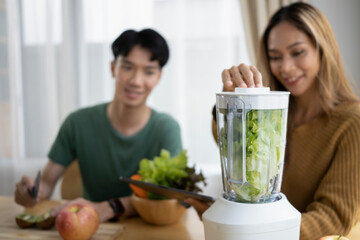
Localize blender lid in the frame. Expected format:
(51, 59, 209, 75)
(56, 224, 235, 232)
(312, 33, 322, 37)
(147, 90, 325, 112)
(235, 87, 270, 94)
(216, 87, 290, 110)
(217, 87, 290, 96)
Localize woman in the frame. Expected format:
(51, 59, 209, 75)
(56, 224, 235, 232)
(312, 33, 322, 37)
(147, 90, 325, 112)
(186, 2, 360, 240)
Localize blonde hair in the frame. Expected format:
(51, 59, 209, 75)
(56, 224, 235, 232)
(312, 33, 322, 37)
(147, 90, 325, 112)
(257, 2, 359, 121)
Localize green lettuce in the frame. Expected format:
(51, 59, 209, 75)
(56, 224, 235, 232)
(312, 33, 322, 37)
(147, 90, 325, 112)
(138, 149, 206, 200)
(219, 109, 286, 202)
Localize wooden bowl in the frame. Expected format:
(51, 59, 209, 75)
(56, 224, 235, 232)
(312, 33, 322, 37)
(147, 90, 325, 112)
(131, 194, 187, 225)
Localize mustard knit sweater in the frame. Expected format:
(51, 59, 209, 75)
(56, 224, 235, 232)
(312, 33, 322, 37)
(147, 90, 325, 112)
(281, 102, 360, 239)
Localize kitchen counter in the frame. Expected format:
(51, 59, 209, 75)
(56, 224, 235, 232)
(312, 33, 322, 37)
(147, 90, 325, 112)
(0, 196, 205, 240)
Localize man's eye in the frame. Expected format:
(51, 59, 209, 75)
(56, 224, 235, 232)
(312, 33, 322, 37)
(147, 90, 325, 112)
(145, 71, 155, 75)
(121, 65, 132, 70)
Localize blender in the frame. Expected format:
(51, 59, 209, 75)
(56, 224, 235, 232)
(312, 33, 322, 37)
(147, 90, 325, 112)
(203, 87, 301, 240)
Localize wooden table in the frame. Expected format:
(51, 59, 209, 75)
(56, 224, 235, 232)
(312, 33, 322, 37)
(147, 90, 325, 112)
(0, 196, 205, 240)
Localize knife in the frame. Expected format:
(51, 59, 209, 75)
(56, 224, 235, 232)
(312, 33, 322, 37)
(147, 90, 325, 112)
(119, 176, 216, 203)
(28, 170, 41, 200)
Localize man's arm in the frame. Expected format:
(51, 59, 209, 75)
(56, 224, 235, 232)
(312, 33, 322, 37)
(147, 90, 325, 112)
(15, 160, 65, 207)
(51, 195, 137, 222)
(41, 160, 66, 199)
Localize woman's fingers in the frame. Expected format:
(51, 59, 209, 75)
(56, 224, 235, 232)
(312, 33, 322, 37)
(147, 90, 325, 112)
(230, 65, 247, 88)
(239, 63, 256, 87)
(222, 63, 263, 90)
(249, 65, 263, 87)
(222, 69, 234, 91)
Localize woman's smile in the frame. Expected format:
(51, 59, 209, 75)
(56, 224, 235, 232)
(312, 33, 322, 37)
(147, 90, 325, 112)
(283, 75, 304, 86)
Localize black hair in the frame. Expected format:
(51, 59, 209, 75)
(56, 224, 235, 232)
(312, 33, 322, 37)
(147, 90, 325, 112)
(111, 28, 170, 68)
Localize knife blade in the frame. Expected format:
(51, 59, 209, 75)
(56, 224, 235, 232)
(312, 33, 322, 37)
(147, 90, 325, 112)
(28, 170, 41, 200)
(119, 176, 216, 203)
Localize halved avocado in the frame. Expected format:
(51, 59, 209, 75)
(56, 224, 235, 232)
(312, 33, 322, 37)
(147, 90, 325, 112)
(36, 210, 56, 230)
(15, 213, 37, 228)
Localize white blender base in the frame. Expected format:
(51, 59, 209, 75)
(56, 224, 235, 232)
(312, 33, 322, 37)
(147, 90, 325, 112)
(203, 193, 301, 240)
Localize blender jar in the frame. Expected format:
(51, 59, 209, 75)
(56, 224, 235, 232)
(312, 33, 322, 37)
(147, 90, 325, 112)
(216, 87, 290, 203)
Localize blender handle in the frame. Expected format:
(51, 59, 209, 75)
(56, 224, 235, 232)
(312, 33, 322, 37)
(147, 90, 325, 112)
(226, 103, 234, 183)
(242, 105, 246, 182)
(226, 100, 247, 183)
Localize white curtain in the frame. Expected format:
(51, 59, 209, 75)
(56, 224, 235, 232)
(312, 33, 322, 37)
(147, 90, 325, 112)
(0, 0, 249, 196)
(239, 0, 309, 64)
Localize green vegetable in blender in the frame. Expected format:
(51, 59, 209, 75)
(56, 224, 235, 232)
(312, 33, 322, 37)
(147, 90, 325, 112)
(219, 108, 286, 202)
(138, 149, 206, 200)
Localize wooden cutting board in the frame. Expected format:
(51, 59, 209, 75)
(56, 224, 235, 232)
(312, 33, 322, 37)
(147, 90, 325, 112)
(0, 221, 124, 240)
(0, 198, 125, 239)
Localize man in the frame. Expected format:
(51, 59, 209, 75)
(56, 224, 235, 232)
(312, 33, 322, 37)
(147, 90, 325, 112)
(14, 29, 183, 222)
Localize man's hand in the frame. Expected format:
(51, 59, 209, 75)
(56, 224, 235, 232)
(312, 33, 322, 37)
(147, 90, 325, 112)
(51, 198, 113, 222)
(51, 196, 136, 222)
(14, 176, 40, 207)
(14, 161, 65, 208)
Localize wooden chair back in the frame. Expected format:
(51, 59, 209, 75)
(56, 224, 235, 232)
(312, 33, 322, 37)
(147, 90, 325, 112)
(61, 160, 82, 200)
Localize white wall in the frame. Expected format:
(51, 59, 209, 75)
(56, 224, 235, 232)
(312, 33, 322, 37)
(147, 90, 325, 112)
(312, 0, 360, 89)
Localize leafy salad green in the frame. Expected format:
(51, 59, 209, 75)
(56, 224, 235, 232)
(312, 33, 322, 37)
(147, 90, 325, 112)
(219, 108, 286, 202)
(138, 149, 206, 200)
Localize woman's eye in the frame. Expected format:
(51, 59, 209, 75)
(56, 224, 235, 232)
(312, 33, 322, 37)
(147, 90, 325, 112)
(269, 56, 281, 61)
(293, 50, 304, 56)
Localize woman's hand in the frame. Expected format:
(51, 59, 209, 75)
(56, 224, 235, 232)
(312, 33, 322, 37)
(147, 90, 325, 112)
(183, 198, 212, 220)
(222, 63, 263, 91)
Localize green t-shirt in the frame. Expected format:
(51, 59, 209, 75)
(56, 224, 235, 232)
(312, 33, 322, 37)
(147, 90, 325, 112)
(48, 103, 182, 202)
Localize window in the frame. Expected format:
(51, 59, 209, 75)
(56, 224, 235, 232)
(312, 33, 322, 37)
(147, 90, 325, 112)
(2, 0, 248, 168)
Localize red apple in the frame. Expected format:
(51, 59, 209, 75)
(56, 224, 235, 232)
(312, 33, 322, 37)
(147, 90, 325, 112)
(56, 203, 100, 240)
(319, 235, 349, 240)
